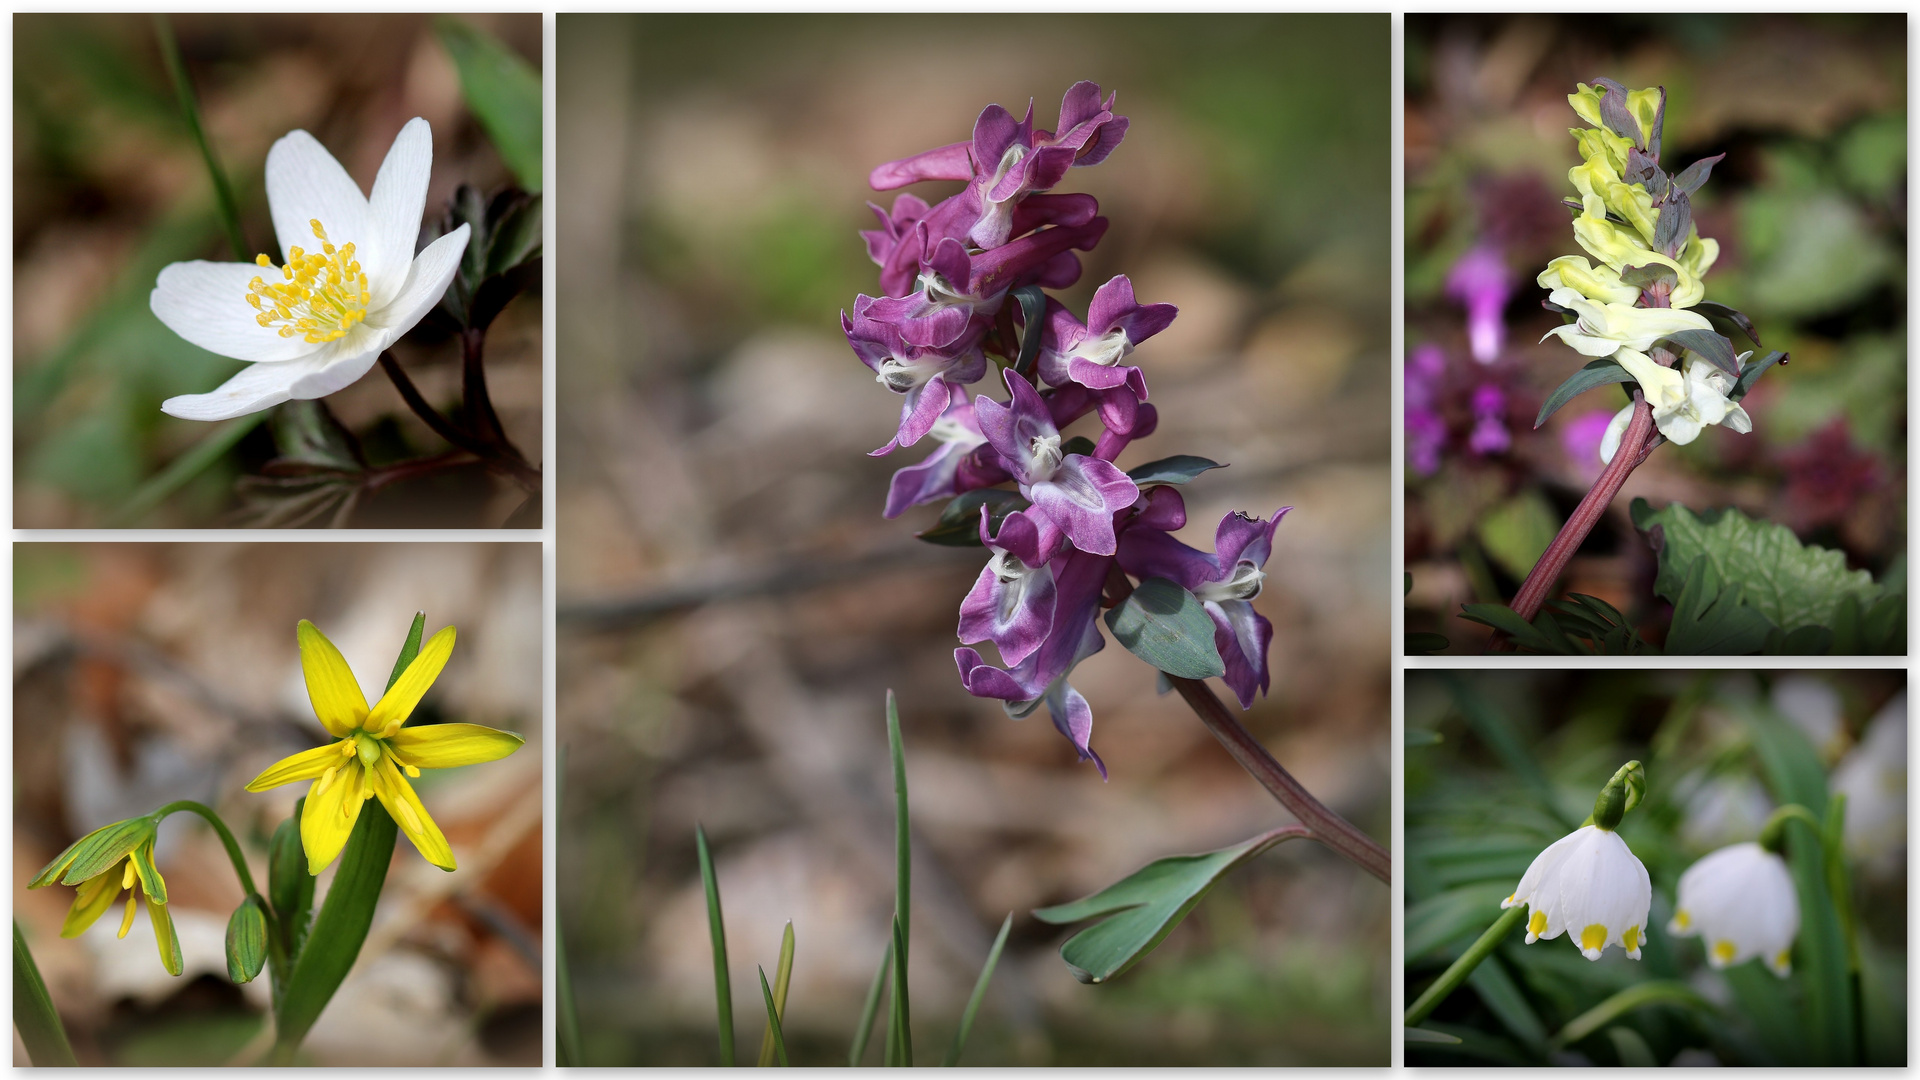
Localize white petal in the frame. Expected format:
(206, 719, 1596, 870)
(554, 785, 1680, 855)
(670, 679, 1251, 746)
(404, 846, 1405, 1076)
(367, 225, 470, 342)
(1598, 405, 1634, 465)
(1660, 410, 1704, 446)
(1723, 404, 1753, 435)
(266, 129, 371, 267)
(161, 354, 329, 420)
(364, 118, 434, 308)
(150, 261, 325, 363)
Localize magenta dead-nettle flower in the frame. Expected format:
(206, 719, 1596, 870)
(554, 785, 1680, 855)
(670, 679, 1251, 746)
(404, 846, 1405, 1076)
(844, 83, 1286, 773)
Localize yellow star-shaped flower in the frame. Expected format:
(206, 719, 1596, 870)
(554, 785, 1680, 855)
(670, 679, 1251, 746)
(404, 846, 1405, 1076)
(247, 620, 523, 875)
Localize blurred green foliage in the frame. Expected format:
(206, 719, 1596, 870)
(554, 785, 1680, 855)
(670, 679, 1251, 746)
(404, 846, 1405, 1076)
(1406, 670, 1905, 1066)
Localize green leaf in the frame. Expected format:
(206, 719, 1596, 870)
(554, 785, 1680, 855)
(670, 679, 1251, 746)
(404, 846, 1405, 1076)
(1731, 350, 1787, 402)
(943, 912, 1012, 1066)
(1405, 631, 1450, 655)
(695, 825, 734, 1066)
(1125, 455, 1226, 486)
(436, 18, 541, 191)
(1104, 577, 1226, 679)
(756, 921, 795, 1067)
(268, 802, 314, 966)
(1404, 727, 1443, 747)
(1456, 603, 1562, 654)
(1693, 300, 1761, 348)
(1663, 556, 1775, 655)
(1403, 881, 1510, 960)
(1607, 1025, 1658, 1067)
(757, 967, 790, 1067)
(885, 691, 912, 1066)
(888, 914, 912, 1066)
(1032, 827, 1308, 983)
(1535, 359, 1633, 428)
(225, 895, 269, 984)
(14, 921, 77, 1066)
(1012, 285, 1047, 378)
(1468, 954, 1547, 1055)
(1660, 327, 1740, 378)
(1549, 981, 1716, 1049)
(1060, 435, 1098, 459)
(916, 489, 1030, 547)
(848, 939, 891, 1067)
(1634, 500, 1883, 635)
(271, 804, 397, 1061)
(1404, 1027, 1463, 1045)
(384, 613, 427, 694)
(1474, 491, 1559, 583)
(266, 399, 365, 474)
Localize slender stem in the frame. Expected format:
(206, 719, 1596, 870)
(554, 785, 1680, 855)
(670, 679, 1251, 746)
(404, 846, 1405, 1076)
(1507, 391, 1656, 624)
(152, 800, 260, 899)
(379, 352, 540, 491)
(153, 16, 248, 262)
(1166, 676, 1390, 883)
(1405, 903, 1526, 1027)
(461, 328, 514, 450)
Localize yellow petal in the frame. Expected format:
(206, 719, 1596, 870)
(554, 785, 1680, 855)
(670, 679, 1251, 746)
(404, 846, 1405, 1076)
(245, 742, 349, 792)
(60, 868, 123, 938)
(148, 900, 184, 977)
(299, 620, 369, 738)
(365, 626, 456, 735)
(385, 724, 524, 770)
(370, 757, 455, 871)
(301, 764, 368, 876)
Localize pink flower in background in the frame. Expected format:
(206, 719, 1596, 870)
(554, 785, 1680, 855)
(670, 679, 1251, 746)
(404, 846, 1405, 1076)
(1445, 244, 1513, 364)
(1468, 383, 1511, 456)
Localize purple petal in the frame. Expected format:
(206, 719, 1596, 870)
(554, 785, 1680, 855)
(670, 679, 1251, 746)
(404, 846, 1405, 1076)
(1045, 680, 1105, 778)
(1011, 193, 1099, 236)
(1130, 485, 1187, 532)
(969, 218, 1108, 297)
(1116, 528, 1214, 592)
(883, 440, 968, 518)
(1213, 507, 1287, 571)
(870, 142, 973, 190)
(1027, 457, 1138, 557)
(957, 530, 1058, 668)
(955, 647, 1041, 701)
(1208, 599, 1273, 709)
(883, 376, 964, 453)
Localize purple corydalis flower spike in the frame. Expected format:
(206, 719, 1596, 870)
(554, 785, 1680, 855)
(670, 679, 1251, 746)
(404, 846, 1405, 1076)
(1037, 275, 1175, 402)
(843, 306, 987, 454)
(882, 396, 988, 518)
(974, 369, 1138, 556)
(957, 508, 1061, 668)
(1118, 506, 1290, 709)
(1445, 244, 1513, 364)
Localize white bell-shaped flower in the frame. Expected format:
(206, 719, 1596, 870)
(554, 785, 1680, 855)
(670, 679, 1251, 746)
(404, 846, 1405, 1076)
(150, 118, 470, 421)
(1502, 824, 1651, 961)
(1667, 841, 1799, 977)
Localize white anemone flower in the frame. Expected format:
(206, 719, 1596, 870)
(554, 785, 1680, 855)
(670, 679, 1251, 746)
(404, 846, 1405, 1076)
(150, 118, 470, 421)
(1598, 356, 1752, 464)
(1667, 841, 1799, 977)
(1502, 825, 1651, 961)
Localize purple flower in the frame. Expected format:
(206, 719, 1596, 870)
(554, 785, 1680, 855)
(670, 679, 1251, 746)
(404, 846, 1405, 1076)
(856, 232, 996, 350)
(955, 545, 1112, 776)
(1445, 244, 1513, 364)
(882, 394, 990, 518)
(1118, 495, 1288, 709)
(1405, 343, 1449, 476)
(974, 369, 1138, 556)
(957, 508, 1064, 667)
(1035, 275, 1177, 401)
(1559, 410, 1614, 485)
(844, 298, 988, 454)
(1468, 382, 1511, 456)
(1406, 410, 1446, 477)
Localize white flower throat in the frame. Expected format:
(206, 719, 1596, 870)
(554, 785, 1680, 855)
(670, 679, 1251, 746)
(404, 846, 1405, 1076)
(1028, 432, 1064, 478)
(247, 219, 372, 343)
(1195, 560, 1265, 602)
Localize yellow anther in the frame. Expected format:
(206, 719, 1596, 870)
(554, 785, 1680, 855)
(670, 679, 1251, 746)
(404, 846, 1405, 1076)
(310, 219, 327, 240)
(118, 893, 138, 938)
(244, 218, 369, 345)
(255, 253, 273, 268)
(404, 765, 420, 778)
(122, 859, 138, 890)
(315, 765, 339, 797)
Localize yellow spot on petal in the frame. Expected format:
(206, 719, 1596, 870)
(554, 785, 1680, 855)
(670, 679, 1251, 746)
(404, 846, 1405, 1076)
(1623, 926, 1641, 952)
(1580, 924, 1608, 953)
(1712, 940, 1736, 964)
(1672, 909, 1691, 931)
(1528, 910, 1547, 936)
(244, 218, 371, 344)
(1773, 949, 1791, 973)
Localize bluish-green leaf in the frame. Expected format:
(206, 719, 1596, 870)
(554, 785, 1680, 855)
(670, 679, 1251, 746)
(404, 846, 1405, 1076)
(1103, 577, 1225, 680)
(1032, 827, 1308, 983)
(436, 18, 542, 191)
(1661, 327, 1740, 378)
(226, 895, 268, 984)
(1535, 358, 1633, 428)
(917, 489, 1030, 547)
(1125, 455, 1226, 487)
(1012, 285, 1047, 378)
(1731, 350, 1787, 403)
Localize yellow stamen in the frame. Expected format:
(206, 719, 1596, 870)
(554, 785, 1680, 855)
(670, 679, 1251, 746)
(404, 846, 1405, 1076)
(1712, 940, 1736, 964)
(118, 893, 138, 938)
(314, 765, 340, 798)
(244, 219, 371, 344)
(121, 859, 138, 891)
(1527, 910, 1547, 936)
(1580, 924, 1608, 953)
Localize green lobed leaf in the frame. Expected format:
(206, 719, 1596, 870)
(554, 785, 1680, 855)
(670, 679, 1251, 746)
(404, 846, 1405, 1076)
(1535, 359, 1633, 428)
(1103, 577, 1226, 680)
(225, 895, 269, 984)
(1125, 455, 1226, 486)
(917, 488, 1030, 547)
(1457, 603, 1560, 655)
(1632, 499, 1883, 636)
(14, 921, 77, 1066)
(1032, 827, 1308, 983)
(436, 18, 541, 191)
(1663, 557, 1776, 655)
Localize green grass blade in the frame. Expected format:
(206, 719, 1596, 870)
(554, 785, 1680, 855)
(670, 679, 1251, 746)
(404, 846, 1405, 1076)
(887, 690, 910, 963)
(696, 825, 734, 1066)
(385, 613, 427, 692)
(13, 921, 77, 1066)
(888, 913, 914, 1066)
(109, 413, 266, 527)
(435, 17, 542, 192)
(942, 912, 1012, 1065)
(849, 939, 892, 1066)
(152, 15, 247, 260)
(757, 921, 795, 1067)
(1550, 981, 1715, 1050)
(271, 804, 397, 1062)
(757, 967, 790, 1067)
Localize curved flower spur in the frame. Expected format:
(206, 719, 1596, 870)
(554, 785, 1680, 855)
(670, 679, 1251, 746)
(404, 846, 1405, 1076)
(842, 82, 1388, 884)
(151, 118, 470, 421)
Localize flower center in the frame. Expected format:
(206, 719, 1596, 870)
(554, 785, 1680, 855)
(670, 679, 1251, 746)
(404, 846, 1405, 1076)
(1078, 328, 1133, 367)
(247, 219, 371, 344)
(1195, 561, 1265, 603)
(1028, 432, 1063, 479)
(876, 355, 937, 394)
(919, 270, 972, 308)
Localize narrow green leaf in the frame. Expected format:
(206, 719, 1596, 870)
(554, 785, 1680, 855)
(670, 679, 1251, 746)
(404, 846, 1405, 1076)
(1103, 577, 1226, 679)
(1607, 1025, 1659, 1067)
(1012, 285, 1047, 378)
(1467, 954, 1547, 1054)
(1731, 350, 1787, 402)
(943, 912, 1012, 1066)
(435, 18, 542, 191)
(110, 413, 268, 527)
(1550, 981, 1715, 1049)
(1456, 603, 1563, 655)
(1403, 881, 1512, 960)
(695, 825, 734, 1066)
(1124, 455, 1226, 487)
(14, 921, 78, 1066)
(1033, 827, 1307, 983)
(268, 801, 314, 970)
(226, 895, 269, 984)
(1535, 358, 1633, 428)
(385, 612, 427, 694)
(1405, 631, 1451, 655)
(1781, 814, 1855, 1063)
(848, 939, 891, 1067)
(758, 967, 790, 1067)
(889, 914, 913, 1066)
(885, 691, 912, 1065)
(1660, 328, 1740, 378)
(916, 488, 1030, 547)
(1404, 1027, 1462, 1045)
(1404, 727, 1443, 747)
(271, 803, 397, 1061)
(153, 15, 247, 261)
(757, 921, 796, 1067)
